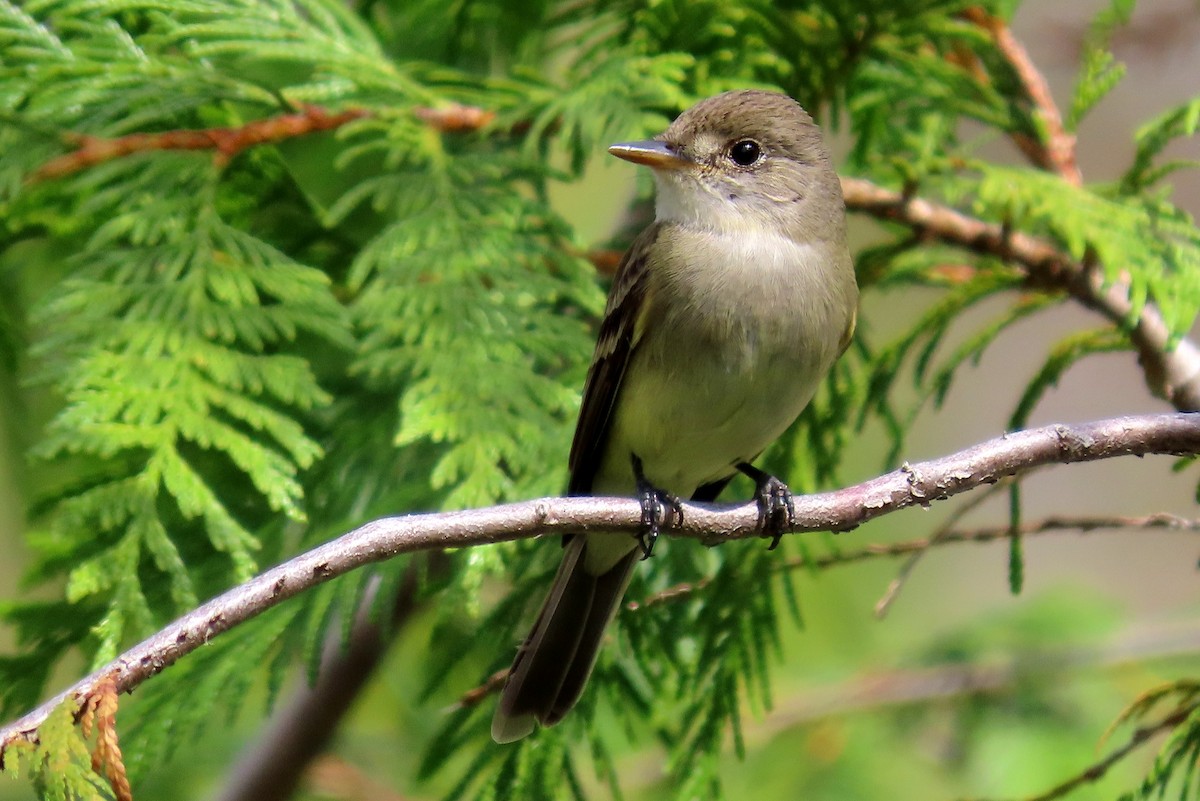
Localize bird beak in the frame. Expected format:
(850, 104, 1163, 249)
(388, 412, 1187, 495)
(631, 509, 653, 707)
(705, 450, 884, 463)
(608, 140, 693, 170)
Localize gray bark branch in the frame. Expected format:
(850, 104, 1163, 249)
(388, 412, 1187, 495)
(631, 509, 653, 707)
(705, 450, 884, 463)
(1, 412, 1197, 750)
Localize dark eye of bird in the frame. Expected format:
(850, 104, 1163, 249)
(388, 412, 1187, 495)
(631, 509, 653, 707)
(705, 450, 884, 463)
(729, 140, 761, 166)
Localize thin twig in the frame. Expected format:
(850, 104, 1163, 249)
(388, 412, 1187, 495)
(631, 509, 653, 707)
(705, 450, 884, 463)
(457, 510, 1199, 710)
(614, 623, 1200, 791)
(29, 103, 492, 182)
(456, 670, 511, 710)
(627, 511, 1200, 613)
(0, 413, 1197, 749)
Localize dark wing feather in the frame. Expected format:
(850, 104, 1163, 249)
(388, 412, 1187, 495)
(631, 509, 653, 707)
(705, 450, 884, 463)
(568, 224, 662, 495)
(690, 476, 733, 502)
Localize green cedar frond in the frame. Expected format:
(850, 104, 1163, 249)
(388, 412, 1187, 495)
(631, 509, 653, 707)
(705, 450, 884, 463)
(924, 293, 1061, 408)
(346, 146, 600, 508)
(0, 599, 101, 715)
(1122, 97, 1200, 194)
(862, 269, 1025, 428)
(1066, 0, 1134, 130)
(1007, 481, 1023, 593)
(1067, 47, 1125, 132)
(971, 165, 1200, 341)
(1, 697, 112, 800)
(13, 153, 347, 676)
(122, 602, 301, 781)
(514, 49, 693, 175)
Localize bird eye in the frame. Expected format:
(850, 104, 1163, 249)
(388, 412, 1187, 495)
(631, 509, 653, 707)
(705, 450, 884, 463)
(729, 140, 762, 166)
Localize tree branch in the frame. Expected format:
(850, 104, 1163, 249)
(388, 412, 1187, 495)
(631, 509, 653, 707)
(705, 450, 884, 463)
(456, 510, 1200, 709)
(28, 103, 496, 183)
(29, 105, 371, 180)
(839, 177, 1200, 411)
(614, 624, 1200, 793)
(963, 7, 1083, 185)
(874, 474, 1019, 619)
(624, 511, 1200, 614)
(0, 413, 1197, 751)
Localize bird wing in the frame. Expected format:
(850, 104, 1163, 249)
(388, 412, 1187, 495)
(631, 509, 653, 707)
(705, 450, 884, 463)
(567, 223, 662, 495)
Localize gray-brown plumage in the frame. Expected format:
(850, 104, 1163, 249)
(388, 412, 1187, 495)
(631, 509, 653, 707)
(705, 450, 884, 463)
(492, 90, 858, 743)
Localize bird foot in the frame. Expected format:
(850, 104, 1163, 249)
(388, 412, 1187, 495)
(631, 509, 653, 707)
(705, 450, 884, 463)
(737, 462, 795, 550)
(632, 455, 682, 559)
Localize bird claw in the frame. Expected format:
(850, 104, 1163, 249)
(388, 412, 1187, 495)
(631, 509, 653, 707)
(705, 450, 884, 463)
(632, 455, 682, 560)
(738, 463, 795, 550)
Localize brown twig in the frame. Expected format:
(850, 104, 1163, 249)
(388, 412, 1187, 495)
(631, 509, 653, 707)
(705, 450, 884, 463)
(31, 105, 371, 181)
(1, 413, 1198, 751)
(29, 102, 500, 182)
(413, 103, 496, 133)
(963, 7, 1082, 185)
(457, 669, 511, 710)
(613, 623, 1200, 792)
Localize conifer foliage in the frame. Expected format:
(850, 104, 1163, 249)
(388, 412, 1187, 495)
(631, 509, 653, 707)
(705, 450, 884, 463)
(0, 1, 1198, 800)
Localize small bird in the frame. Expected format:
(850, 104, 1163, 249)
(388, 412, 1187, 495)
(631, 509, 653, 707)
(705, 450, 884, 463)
(491, 90, 858, 742)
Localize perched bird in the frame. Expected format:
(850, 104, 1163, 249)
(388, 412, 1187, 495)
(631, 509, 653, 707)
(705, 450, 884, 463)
(492, 90, 858, 743)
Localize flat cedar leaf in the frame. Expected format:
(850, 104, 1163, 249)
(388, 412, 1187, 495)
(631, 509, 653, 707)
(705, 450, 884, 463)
(973, 165, 1200, 343)
(4, 696, 111, 800)
(1123, 96, 1200, 192)
(1067, 46, 1125, 131)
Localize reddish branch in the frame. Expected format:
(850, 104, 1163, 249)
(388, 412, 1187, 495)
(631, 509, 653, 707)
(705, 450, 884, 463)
(30, 103, 497, 182)
(963, 7, 1083, 185)
(0, 413, 1198, 751)
(31, 105, 371, 180)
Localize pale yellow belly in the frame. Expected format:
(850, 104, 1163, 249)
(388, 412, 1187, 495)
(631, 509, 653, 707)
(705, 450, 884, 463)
(590, 341, 824, 499)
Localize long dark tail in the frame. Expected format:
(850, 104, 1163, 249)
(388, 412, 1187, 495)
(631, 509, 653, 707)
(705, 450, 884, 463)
(491, 537, 638, 743)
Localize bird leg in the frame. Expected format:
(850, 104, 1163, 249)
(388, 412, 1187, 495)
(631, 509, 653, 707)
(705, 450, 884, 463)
(736, 462, 795, 550)
(631, 454, 682, 559)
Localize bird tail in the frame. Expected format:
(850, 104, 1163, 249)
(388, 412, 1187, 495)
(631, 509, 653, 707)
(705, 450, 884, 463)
(491, 536, 638, 743)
